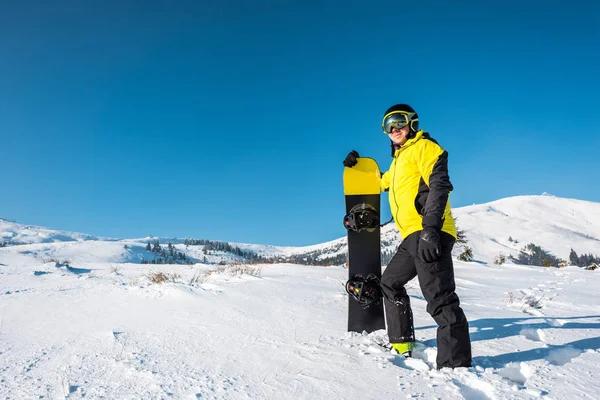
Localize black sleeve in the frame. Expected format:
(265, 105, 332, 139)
(422, 150, 453, 230)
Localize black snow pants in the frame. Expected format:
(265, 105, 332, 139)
(380, 231, 472, 369)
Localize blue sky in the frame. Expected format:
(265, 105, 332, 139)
(1, 1, 599, 246)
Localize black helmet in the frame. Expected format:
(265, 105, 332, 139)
(383, 104, 420, 156)
(382, 104, 419, 134)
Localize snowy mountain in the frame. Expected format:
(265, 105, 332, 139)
(2, 195, 600, 399)
(2, 195, 599, 267)
(2, 208, 600, 398)
(454, 195, 600, 265)
(0, 217, 110, 245)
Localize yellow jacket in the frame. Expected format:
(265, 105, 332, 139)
(381, 130, 457, 239)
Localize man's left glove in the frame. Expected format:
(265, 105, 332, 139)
(418, 228, 441, 263)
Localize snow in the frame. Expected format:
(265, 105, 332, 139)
(0, 218, 111, 244)
(3, 195, 599, 266)
(1, 195, 600, 399)
(2, 259, 600, 399)
(454, 195, 600, 264)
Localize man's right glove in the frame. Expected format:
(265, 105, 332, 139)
(343, 150, 359, 167)
(418, 227, 441, 263)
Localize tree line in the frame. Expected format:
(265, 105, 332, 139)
(508, 243, 599, 269)
(143, 240, 193, 265)
(569, 248, 600, 268)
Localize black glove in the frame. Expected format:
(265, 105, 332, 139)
(418, 228, 441, 263)
(343, 150, 359, 167)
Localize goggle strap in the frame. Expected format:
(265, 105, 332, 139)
(383, 111, 416, 120)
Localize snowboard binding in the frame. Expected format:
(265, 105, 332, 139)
(343, 203, 380, 233)
(345, 274, 383, 308)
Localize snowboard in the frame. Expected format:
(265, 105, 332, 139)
(343, 157, 386, 333)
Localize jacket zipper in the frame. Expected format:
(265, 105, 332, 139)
(391, 156, 402, 231)
(390, 135, 422, 232)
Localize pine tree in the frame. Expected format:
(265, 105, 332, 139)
(458, 247, 473, 262)
(510, 243, 564, 267)
(569, 248, 579, 266)
(453, 215, 467, 245)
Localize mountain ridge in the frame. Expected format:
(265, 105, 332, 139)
(2, 194, 599, 266)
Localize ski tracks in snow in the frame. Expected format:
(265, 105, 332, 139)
(331, 267, 600, 399)
(327, 331, 504, 400)
(472, 269, 600, 398)
(508, 270, 594, 368)
(3, 261, 600, 399)
(303, 266, 599, 400)
(0, 328, 255, 399)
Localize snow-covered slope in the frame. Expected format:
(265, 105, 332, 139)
(247, 194, 600, 265)
(0, 218, 110, 244)
(2, 195, 600, 399)
(1, 254, 600, 398)
(378, 194, 600, 265)
(454, 195, 600, 264)
(1, 194, 599, 266)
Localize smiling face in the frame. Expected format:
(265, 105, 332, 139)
(388, 124, 411, 146)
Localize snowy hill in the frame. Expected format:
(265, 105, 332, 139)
(1, 249, 600, 398)
(1, 195, 599, 267)
(0, 217, 111, 245)
(2, 195, 600, 399)
(454, 195, 600, 264)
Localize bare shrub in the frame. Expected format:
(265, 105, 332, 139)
(186, 263, 264, 286)
(128, 277, 141, 287)
(210, 262, 263, 278)
(147, 271, 168, 284)
(506, 292, 514, 305)
(110, 265, 122, 275)
(506, 291, 544, 310)
(494, 253, 506, 265)
(212, 265, 228, 275)
(146, 270, 181, 285)
(521, 293, 544, 310)
(542, 259, 552, 267)
(44, 258, 71, 268)
(189, 269, 211, 285)
(227, 263, 262, 277)
(42, 257, 69, 266)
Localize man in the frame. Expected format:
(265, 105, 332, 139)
(343, 104, 472, 369)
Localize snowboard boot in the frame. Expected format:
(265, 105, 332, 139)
(391, 342, 414, 358)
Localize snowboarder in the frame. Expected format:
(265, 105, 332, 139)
(343, 104, 472, 369)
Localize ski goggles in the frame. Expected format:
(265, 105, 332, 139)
(381, 111, 417, 134)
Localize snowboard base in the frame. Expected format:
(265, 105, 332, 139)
(344, 157, 385, 333)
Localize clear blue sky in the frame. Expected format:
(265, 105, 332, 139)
(1, 1, 599, 246)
